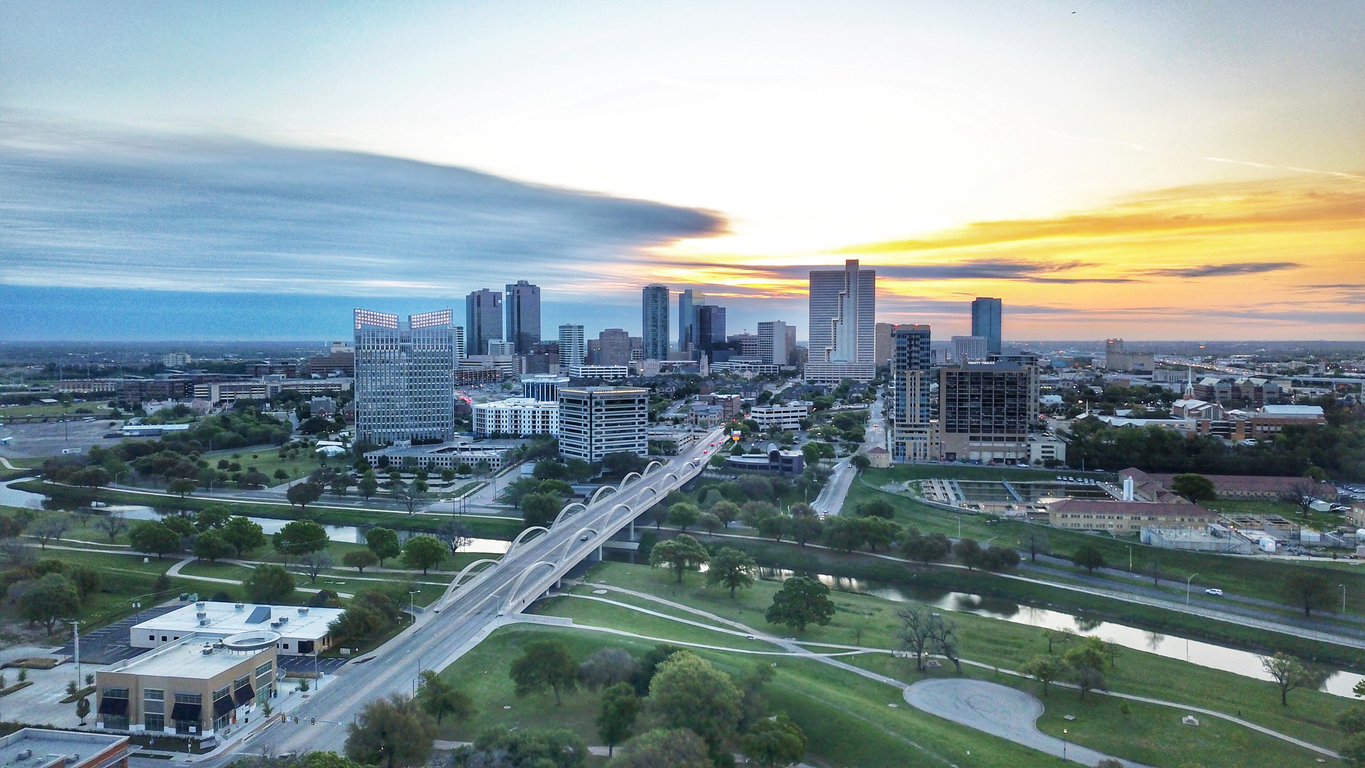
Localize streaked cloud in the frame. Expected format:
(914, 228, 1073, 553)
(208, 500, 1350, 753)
(1142, 262, 1300, 278)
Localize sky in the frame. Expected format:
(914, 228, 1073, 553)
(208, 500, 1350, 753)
(1, 1, 1362, 341)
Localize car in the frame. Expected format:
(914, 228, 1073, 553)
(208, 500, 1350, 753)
(1205, 588, 1223, 596)
(579, 533, 591, 542)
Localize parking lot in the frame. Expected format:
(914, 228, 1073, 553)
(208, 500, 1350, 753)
(0, 418, 125, 460)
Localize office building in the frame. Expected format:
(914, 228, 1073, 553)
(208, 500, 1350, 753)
(353, 308, 457, 445)
(97, 635, 277, 736)
(938, 360, 1038, 463)
(874, 323, 895, 367)
(567, 364, 630, 380)
(678, 289, 706, 353)
(725, 446, 805, 476)
(306, 341, 357, 376)
(1104, 339, 1155, 372)
(642, 284, 670, 360)
(521, 374, 569, 402)
(558, 324, 586, 369)
(891, 325, 935, 462)
(132, 601, 343, 656)
(558, 387, 649, 463)
(466, 289, 503, 355)
(162, 353, 192, 369)
(970, 297, 1003, 356)
(486, 338, 515, 356)
(695, 305, 727, 354)
(364, 441, 510, 471)
(951, 335, 989, 363)
(749, 401, 811, 430)
(807, 259, 876, 382)
(727, 332, 760, 357)
(472, 398, 559, 437)
(0, 729, 128, 768)
(596, 328, 632, 367)
(504, 281, 541, 354)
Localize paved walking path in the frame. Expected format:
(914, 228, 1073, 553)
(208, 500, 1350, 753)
(553, 581, 1338, 761)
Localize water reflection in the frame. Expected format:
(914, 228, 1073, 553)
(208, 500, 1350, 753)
(755, 567, 1365, 698)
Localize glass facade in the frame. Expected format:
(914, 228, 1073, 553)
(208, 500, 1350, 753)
(354, 308, 457, 445)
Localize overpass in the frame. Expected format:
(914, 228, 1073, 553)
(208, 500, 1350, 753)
(235, 427, 727, 758)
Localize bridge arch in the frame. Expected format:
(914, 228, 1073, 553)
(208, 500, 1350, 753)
(438, 558, 500, 607)
(498, 560, 557, 616)
(621, 471, 643, 487)
(551, 502, 588, 528)
(644, 460, 664, 476)
(508, 526, 549, 551)
(554, 527, 602, 563)
(590, 485, 618, 504)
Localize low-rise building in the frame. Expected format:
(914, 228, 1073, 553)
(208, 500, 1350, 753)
(132, 601, 343, 656)
(864, 445, 891, 468)
(1027, 434, 1067, 465)
(97, 634, 277, 737)
(1140, 524, 1255, 554)
(521, 374, 569, 402)
(364, 441, 509, 471)
(0, 729, 129, 768)
(1147, 472, 1336, 502)
(726, 445, 805, 476)
(471, 398, 559, 437)
(749, 401, 811, 430)
(1048, 498, 1216, 533)
(567, 364, 630, 381)
(803, 362, 877, 385)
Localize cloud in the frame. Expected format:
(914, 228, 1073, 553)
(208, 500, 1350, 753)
(1142, 261, 1300, 278)
(0, 122, 726, 296)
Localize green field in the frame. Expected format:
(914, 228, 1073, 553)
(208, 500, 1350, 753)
(432, 561, 1343, 768)
(200, 445, 332, 485)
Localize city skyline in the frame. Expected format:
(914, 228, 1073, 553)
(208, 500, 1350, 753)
(1, 2, 1361, 341)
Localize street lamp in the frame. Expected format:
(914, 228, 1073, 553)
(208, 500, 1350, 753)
(1186, 572, 1199, 604)
(1342, 584, 1347, 614)
(1062, 728, 1068, 760)
(409, 589, 419, 624)
(1126, 545, 1133, 572)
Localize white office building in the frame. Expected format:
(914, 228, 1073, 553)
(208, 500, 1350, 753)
(757, 321, 795, 365)
(521, 374, 569, 402)
(951, 335, 989, 363)
(131, 601, 344, 657)
(558, 387, 649, 463)
(749, 401, 811, 430)
(558, 324, 586, 369)
(472, 397, 559, 437)
(807, 259, 876, 383)
(353, 308, 457, 444)
(567, 364, 629, 380)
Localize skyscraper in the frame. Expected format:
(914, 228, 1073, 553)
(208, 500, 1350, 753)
(806, 259, 876, 382)
(466, 288, 503, 356)
(353, 308, 457, 445)
(642, 284, 670, 360)
(504, 280, 541, 354)
(939, 360, 1038, 463)
(558, 324, 586, 369)
(597, 328, 632, 366)
(678, 289, 706, 354)
(695, 305, 726, 355)
(891, 325, 934, 461)
(971, 297, 1003, 356)
(757, 321, 791, 365)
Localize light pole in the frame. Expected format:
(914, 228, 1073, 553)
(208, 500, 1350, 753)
(1186, 572, 1199, 604)
(409, 589, 418, 624)
(1126, 546, 1133, 572)
(1342, 584, 1347, 613)
(1062, 728, 1068, 760)
(70, 621, 81, 695)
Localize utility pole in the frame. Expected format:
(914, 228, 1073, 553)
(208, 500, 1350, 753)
(1186, 572, 1199, 604)
(71, 621, 81, 694)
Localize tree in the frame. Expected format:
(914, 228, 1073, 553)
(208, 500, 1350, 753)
(402, 535, 447, 575)
(954, 538, 984, 569)
(1072, 545, 1106, 574)
(343, 549, 380, 573)
(29, 512, 73, 549)
(287, 481, 325, 509)
(710, 500, 740, 529)
(244, 564, 295, 603)
(435, 518, 473, 555)
(19, 573, 80, 632)
(597, 682, 642, 757)
(821, 515, 867, 552)
(274, 468, 290, 482)
(861, 517, 901, 552)
(765, 575, 835, 632)
(468, 727, 588, 768)
(756, 514, 787, 542)
(697, 513, 722, 537)
(901, 529, 952, 566)
(705, 547, 756, 598)
(581, 647, 641, 690)
(608, 728, 712, 768)
(740, 713, 807, 768)
(367, 527, 402, 566)
(69, 566, 100, 601)
(533, 459, 569, 480)
(1262, 652, 1314, 705)
(129, 521, 181, 559)
(521, 492, 561, 528)
(648, 652, 743, 758)
(76, 695, 91, 725)
(298, 549, 336, 583)
(220, 516, 265, 556)
(850, 454, 871, 470)
(195, 505, 231, 531)
(331, 476, 355, 497)
(853, 499, 895, 519)
(1170, 473, 1217, 503)
(801, 443, 822, 465)
(667, 503, 700, 532)
(1064, 638, 1108, 699)
(649, 535, 710, 583)
(415, 670, 474, 726)
(511, 638, 580, 705)
(1021, 654, 1069, 697)
(898, 605, 956, 672)
(167, 477, 198, 497)
(193, 530, 234, 562)
(94, 511, 128, 543)
(786, 510, 823, 547)
(1282, 569, 1333, 618)
(344, 693, 437, 768)
(358, 471, 379, 500)
(274, 519, 328, 559)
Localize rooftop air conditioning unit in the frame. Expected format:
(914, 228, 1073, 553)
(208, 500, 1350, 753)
(297, 607, 309, 615)
(201, 645, 214, 655)
(196, 612, 207, 620)
(196, 601, 206, 610)
(234, 603, 245, 612)
(199, 618, 211, 627)
(279, 617, 289, 625)
(270, 620, 282, 628)
(16, 749, 31, 760)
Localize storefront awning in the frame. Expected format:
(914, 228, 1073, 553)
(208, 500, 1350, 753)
(212, 695, 234, 718)
(233, 684, 255, 706)
(171, 702, 202, 722)
(98, 697, 128, 715)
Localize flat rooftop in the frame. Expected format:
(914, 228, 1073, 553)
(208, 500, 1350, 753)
(0, 729, 126, 768)
(133, 601, 343, 641)
(106, 638, 269, 679)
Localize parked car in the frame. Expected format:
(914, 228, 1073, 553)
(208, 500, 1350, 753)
(1205, 588, 1224, 596)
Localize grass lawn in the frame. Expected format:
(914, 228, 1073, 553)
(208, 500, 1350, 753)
(847, 473, 1365, 619)
(575, 562, 1353, 756)
(201, 445, 331, 484)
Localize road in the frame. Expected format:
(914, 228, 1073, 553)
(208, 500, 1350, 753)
(226, 427, 726, 759)
(811, 393, 884, 517)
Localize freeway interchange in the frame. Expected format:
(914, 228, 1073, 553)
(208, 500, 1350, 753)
(215, 427, 727, 762)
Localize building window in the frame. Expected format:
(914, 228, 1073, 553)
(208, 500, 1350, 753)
(144, 688, 165, 731)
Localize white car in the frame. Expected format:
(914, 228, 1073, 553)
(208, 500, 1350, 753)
(1204, 588, 1224, 596)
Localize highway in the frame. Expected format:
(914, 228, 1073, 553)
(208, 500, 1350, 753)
(228, 427, 726, 759)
